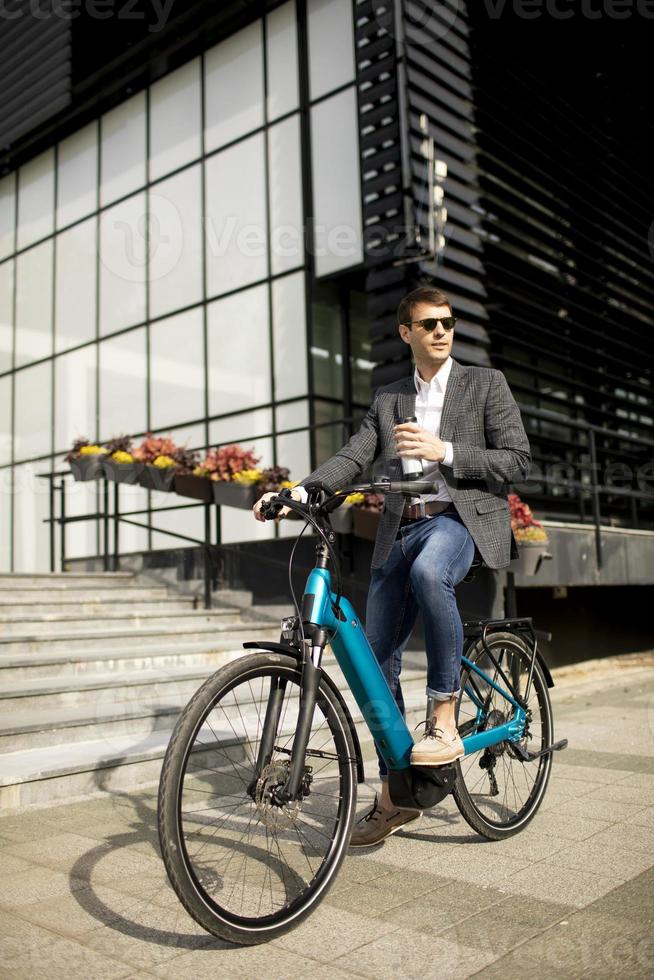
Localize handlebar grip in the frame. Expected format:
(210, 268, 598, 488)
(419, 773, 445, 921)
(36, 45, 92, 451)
(260, 487, 294, 520)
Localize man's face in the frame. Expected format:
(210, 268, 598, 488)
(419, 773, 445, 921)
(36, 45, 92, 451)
(398, 302, 454, 367)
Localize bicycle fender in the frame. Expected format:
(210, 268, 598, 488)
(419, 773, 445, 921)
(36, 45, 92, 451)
(536, 650, 554, 688)
(242, 640, 366, 783)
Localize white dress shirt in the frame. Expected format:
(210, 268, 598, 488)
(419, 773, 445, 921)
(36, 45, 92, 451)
(410, 356, 454, 503)
(294, 357, 455, 503)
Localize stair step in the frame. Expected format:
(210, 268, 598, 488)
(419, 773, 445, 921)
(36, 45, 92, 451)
(0, 620, 281, 654)
(0, 667, 428, 809)
(0, 598, 198, 616)
(1, 587, 174, 603)
(0, 644, 284, 711)
(0, 572, 134, 587)
(0, 634, 282, 681)
(0, 608, 244, 634)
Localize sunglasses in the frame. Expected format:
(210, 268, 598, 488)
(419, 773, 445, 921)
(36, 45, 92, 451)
(402, 316, 456, 332)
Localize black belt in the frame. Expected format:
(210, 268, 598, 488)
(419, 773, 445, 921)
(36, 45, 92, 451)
(400, 499, 454, 522)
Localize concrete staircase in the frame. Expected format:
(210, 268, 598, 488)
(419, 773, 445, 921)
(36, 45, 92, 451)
(0, 572, 429, 811)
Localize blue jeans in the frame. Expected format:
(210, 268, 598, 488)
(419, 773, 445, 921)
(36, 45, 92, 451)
(364, 503, 476, 779)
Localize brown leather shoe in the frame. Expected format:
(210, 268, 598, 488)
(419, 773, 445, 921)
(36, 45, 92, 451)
(349, 793, 422, 848)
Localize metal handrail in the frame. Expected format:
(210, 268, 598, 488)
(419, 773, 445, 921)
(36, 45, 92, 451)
(37, 402, 654, 600)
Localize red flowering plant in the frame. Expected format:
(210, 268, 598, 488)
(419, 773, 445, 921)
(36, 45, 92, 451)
(133, 434, 179, 470)
(508, 493, 548, 543)
(194, 444, 262, 483)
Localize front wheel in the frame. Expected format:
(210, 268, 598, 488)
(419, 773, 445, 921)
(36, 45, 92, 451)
(157, 652, 358, 945)
(453, 631, 554, 840)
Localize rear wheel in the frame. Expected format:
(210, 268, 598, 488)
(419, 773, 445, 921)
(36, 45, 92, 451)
(157, 652, 358, 944)
(453, 631, 553, 840)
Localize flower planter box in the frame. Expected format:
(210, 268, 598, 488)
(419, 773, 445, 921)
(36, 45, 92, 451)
(352, 508, 381, 541)
(69, 454, 106, 482)
(330, 506, 354, 534)
(102, 459, 144, 485)
(212, 481, 261, 509)
(139, 464, 177, 492)
(511, 540, 551, 576)
(173, 472, 214, 502)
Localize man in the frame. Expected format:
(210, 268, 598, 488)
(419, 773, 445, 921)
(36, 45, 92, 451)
(253, 285, 530, 846)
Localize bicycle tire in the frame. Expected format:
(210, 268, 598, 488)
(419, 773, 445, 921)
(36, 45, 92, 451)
(453, 631, 554, 840)
(157, 651, 358, 944)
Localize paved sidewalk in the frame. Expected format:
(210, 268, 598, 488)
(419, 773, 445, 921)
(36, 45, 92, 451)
(1, 653, 653, 979)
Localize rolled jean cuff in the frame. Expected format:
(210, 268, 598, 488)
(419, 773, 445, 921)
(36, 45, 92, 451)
(426, 686, 460, 701)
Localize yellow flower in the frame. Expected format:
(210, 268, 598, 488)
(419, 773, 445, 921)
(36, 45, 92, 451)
(232, 468, 263, 485)
(111, 450, 134, 463)
(80, 444, 107, 456)
(515, 527, 548, 543)
(280, 480, 296, 488)
(153, 455, 176, 469)
(344, 492, 365, 506)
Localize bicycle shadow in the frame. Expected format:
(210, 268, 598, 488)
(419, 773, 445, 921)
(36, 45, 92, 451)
(66, 728, 315, 950)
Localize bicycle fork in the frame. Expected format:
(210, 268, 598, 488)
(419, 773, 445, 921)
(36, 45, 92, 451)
(250, 632, 327, 805)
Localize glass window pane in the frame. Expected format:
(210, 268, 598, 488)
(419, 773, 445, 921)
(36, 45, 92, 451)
(17, 148, 55, 250)
(0, 467, 10, 571)
(268, 114, 303, 276)
(150, 307, 205, 430)
(55, 217, 97, 352)
(349, 289, 373, 404)
(204, 21, 264, 152)
(15, 240, 54, 367)
(0, 375, 11, 466)
(219, 502, 275, 544)
(64, 480, 99, 561)
(149, 59, 202, 182)
(99, 192, 147, 336)
(54, 345, 97, 455)
(0, 172, 16, 261)
(310, 87, 363, 277)
(98, 327, 147, 441)
(100, 92, 147, 207)
(149, 164, 203, 320)
(0, 259, 14, 374)
(57, 121, 98, 229)
(308, 0, 355, 101)
(205, 133, 268, 296)
(150, 505, 204, 551)
(13, 462, 52, 572)
(14, 361, 52, 461)
(275, 399, 311, 481)
(209, 408, 272, 449)
(207, 284, 271, 417)
(272, 270, 308, 399)
(311, 281, 342, 400)
(266, 1, 299, 121)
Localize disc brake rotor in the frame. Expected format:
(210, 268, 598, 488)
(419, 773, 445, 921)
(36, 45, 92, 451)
(254, 759, 303, 831)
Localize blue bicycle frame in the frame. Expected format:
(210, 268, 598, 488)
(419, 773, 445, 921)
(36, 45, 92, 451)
(304, 567, 527, 773)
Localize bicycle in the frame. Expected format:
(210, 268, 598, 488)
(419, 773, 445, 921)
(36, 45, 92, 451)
(158, 479, 567, 945)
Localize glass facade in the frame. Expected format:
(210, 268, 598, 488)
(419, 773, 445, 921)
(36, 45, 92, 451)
(0, 1, 370, 571)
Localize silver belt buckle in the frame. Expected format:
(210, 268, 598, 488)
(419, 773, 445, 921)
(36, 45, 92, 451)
(418, 497, 426, 519)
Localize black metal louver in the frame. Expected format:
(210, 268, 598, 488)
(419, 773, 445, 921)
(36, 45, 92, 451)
(0, 17, 72, 152)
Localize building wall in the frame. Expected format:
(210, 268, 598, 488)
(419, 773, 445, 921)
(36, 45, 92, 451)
(0, 0, 370, 572)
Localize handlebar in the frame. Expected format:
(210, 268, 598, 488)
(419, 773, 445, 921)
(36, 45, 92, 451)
(259, 478, 438, 521)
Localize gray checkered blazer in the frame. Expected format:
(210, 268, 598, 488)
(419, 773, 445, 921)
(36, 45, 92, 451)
(299, 358, 530, 570)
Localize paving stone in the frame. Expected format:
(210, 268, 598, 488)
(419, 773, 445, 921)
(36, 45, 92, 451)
(499, 861, 623, 908)
(331, 927, 495, 979)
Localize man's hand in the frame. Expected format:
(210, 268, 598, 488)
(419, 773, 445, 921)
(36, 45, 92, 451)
(252, 488, 303, 522)
(394, 421, 446, 462)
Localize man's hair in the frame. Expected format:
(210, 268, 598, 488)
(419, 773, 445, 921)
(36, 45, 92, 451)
(397, 285, 452, 326)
